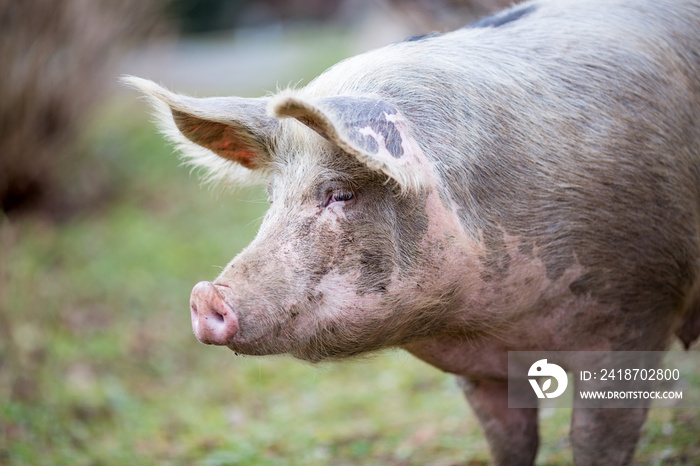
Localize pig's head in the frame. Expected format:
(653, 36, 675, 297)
(123, 77, 471, 362)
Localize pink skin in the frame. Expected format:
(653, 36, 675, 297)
(190, 281, 238, 345)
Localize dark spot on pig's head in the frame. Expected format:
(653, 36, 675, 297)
(467, 4, 536, 29)
(402, 32, 442, 43)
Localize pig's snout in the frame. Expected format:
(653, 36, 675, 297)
(190, 281, 238, 345)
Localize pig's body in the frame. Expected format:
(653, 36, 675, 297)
(125, 0, 700, 464)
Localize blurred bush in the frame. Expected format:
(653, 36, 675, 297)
(0, 0, 166, 217)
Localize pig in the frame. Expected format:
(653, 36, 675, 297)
(123, 0, 700, 463)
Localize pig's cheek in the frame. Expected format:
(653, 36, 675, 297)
(299, 271, 386, 328)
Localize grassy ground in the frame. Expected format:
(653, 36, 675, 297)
(2, 70, 699, 466)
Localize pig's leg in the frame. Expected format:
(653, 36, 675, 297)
(570, 406, 648, 466)
(458, 377, 539, 466)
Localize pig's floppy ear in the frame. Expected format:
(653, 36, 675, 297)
(121, 76, 276, 185)
(269, 93, 428, 193)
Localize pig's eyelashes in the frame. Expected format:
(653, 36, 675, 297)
(333, 192, 353, 202)
(316, 180, 356, 208)
(324, 191, 355, 208)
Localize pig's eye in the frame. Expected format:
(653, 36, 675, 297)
(317, 181, 356, 208)
(324, 190, 355, 207)
(332, 192, 353, 203)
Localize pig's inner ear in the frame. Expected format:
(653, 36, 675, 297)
(121, 76, 274, 171)
(172, 109, 270, 169)
(269, 94, 427, 193)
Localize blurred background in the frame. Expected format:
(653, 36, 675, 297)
(1, 0, 697, 464)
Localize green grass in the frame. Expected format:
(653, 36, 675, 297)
(2, 78, 700, 466)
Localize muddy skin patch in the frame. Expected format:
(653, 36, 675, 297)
(517, 238, 534, 257)
(394, 189, 431, 269)
(276, 153, 436, 359)
(357, 182, 430, 294)
(478, 227, 512, 282)
(293, 214, 343, 289)
(335, 179, 402, 295)
(285, 151, 431, 298)
(356, 248, 394, 293)
(265, 154, 405, 300)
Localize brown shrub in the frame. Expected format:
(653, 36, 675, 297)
(0, 0, 166, 217)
